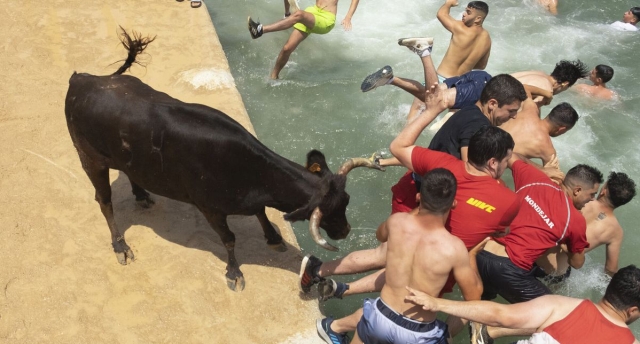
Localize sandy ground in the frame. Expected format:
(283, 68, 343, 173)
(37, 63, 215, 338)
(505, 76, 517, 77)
(0, 0, 325, 343)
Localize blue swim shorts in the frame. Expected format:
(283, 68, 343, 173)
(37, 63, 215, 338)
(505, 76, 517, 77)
(443, 71, 492, 109)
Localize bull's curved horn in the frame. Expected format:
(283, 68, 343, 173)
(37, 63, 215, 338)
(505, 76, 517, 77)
(309, 208, 338, 252)
(337, 153, 385, 175)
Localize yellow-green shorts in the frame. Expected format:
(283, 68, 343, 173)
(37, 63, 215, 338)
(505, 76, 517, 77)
(293, 6, 336, 35)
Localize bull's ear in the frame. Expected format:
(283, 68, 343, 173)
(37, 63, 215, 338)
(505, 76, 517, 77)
(284, 206, 311, 222)
(305, 150, 332, 177)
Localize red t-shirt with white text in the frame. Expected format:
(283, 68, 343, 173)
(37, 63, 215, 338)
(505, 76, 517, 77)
(495, 160, 589, 270)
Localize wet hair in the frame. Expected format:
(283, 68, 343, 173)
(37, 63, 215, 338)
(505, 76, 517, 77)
(419, 168, 457, 214)
(550, 60, 589, 87)
(595, 65, 614, 83)
(467, 126, 515, 167)
(547, 102, 579, 129)
(479, 74, 527, 107)
(603, 265, 640, 311)
(631, 7, 640, 22)
(468, 1, 489, 16)
(564, 164, 603, 189)
(606, 172, 637, 208)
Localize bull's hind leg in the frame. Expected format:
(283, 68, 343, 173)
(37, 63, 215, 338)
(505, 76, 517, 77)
(256, 208, 287, 252)
(202, 211, 245, 291)
(80, 157, 135, 265)
(129, 179, 155, 208)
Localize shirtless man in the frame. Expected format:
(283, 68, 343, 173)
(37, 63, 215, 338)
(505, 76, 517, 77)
(500, 97, 579, 167)
(574, 65, 618, 100)
(511, 60, 589, 103)
(247, 0, 360, 79)
(405, 265, 640, 344)
(536, 172, 637, 278)
(316, 169, 485, 344)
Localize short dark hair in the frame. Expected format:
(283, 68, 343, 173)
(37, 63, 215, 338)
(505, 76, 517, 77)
(547, 102, 579, 129)
(479, 74, 527, 107)
(604, 265, 640, 311)
(419, 168, 457, 214)
(550, 60, 589, 87)
(606, 172, 637, 208)
(631, 7, 640, 22)
(467, 126, 515, 167)
(595, 65, 614, 83)
(468, 1, 489, 16)
(565, 164, 603, 188)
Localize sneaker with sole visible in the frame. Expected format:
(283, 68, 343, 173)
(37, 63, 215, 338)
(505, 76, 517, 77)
(398, 37, 434, 57)
(247, 16, 263, 39)
(469, 321, 494, 344)
(317, 278, 349, 301)
(299, 254, 324, 293)
(316, 317, 349, 344)
(360, 66, 394, 92)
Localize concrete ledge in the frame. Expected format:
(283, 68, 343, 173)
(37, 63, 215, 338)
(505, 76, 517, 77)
(0, 1, 323, 342)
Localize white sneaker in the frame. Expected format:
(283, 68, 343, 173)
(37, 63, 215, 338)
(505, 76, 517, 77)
(288, 0, 300, 13)
(398, 37, 434, 57)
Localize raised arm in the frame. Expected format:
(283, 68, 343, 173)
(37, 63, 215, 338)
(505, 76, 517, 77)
(437, 0, 461, 33)
(341, 0, 360, 31)
(390, 83, 448, 170)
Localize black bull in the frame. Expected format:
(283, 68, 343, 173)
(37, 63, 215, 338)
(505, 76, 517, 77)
(64, 30, 383, 291)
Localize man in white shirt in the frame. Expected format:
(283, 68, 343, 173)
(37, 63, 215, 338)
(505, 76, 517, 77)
(610, 7, 640, 32)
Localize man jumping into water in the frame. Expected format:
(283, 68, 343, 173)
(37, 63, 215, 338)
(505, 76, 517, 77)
(248, 0, 360, 79)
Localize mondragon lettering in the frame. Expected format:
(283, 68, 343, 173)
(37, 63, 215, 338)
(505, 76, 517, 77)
(466, 198, 496, 213)
(524, 195, 555, 229)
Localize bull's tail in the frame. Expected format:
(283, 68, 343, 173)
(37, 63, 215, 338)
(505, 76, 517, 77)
(112, 27, 157, 75)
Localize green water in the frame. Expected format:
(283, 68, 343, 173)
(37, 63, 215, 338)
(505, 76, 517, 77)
(209, 0, 640, 341)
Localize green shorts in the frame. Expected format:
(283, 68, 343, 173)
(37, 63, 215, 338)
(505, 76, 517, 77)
(293, 6, 336, 35)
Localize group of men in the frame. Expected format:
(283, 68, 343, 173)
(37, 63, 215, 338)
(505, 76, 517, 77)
(240, 0, 640, 343)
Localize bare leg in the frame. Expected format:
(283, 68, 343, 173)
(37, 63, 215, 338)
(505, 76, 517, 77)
(271, 29, 308, 79)
(421, 55, 439, 92)
(263, 10, 315, 33)
(342, 269, 386, 296)
(318, 243, 387, 277)
(332, 307, 363, 333)
(390, 77, 426, 100)
(488, 326, 536, 339)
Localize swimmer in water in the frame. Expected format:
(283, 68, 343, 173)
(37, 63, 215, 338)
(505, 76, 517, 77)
(573, 65, 618, 100)
(537, 0, 558, 15)
(611, 7, 640, 32)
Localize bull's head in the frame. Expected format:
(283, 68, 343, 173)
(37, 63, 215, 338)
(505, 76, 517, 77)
(284, 150, 384, 251)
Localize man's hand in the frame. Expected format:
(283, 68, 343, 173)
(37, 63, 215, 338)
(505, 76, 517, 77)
(424, 82, 448, 115)
(445, 0, 459, 6)
(341, 17, 353, 31)
(405, 286, 438, 311)
(470, 237, 490, 256)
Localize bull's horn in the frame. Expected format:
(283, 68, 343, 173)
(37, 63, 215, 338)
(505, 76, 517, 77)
(337, 153, 385, 175)
(309, 207, 338, 252)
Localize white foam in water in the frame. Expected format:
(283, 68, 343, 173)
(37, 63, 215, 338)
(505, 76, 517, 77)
(177, 68, 236, 90)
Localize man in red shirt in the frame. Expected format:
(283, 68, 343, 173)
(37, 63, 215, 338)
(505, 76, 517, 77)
(405, 265, 640, 344)
(478, 157, 602, 304)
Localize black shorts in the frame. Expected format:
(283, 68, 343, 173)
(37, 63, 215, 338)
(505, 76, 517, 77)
(477, 250, 552, 303)
(532, 264, 572, 284)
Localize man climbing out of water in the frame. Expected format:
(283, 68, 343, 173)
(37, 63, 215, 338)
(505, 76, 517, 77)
(405, 265, 640, 344)
(317, 169, 485, 344)
(247, 0, 360, 79)
(574, 65, 618, 100)
(611, 7, 640, 32)
(535, 172, 636, 281)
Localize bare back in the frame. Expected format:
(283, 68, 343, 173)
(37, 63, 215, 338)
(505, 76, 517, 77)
(512, 71, 554, 94)
(500, 99, 556, 165)
(437, 28, 491, 78)
(380, 212, 468, 322)
(315, 0, 339, 14)
(574, 84, 618, 100)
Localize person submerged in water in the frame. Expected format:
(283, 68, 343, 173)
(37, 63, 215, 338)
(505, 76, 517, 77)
(247, 0, 361, 79)
(611, 7, 640, 32)
(573, 65, 618, 100)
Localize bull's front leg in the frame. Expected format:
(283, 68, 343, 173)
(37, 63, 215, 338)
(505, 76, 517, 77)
(129, 179, 155, 209)
(203, 211, 245, 291)
(256, 208, 287, 252)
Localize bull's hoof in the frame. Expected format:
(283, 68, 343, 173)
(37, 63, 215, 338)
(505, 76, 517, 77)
(115, 249, 135, 265)
(136, 197, 155, 209)
(226, 276, 245, 291)
(268, 242, 288, 252)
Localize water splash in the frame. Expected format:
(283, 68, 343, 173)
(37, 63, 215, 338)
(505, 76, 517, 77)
(177, 68, 236, 90)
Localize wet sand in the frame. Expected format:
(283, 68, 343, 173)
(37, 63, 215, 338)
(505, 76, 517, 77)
(0, 1, 324, 342)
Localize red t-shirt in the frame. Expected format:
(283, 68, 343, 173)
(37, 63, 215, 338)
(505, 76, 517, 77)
(495, 160, 589, 271)
(394, 147, 519, 249)
(544, 300, 635, 344)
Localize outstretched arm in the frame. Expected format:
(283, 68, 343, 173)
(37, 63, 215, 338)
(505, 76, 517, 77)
(390, 83, 448, 170)
(437, 0, 461, 32)
(455, 238, 489, 301)
(341, 0, 360, 31)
